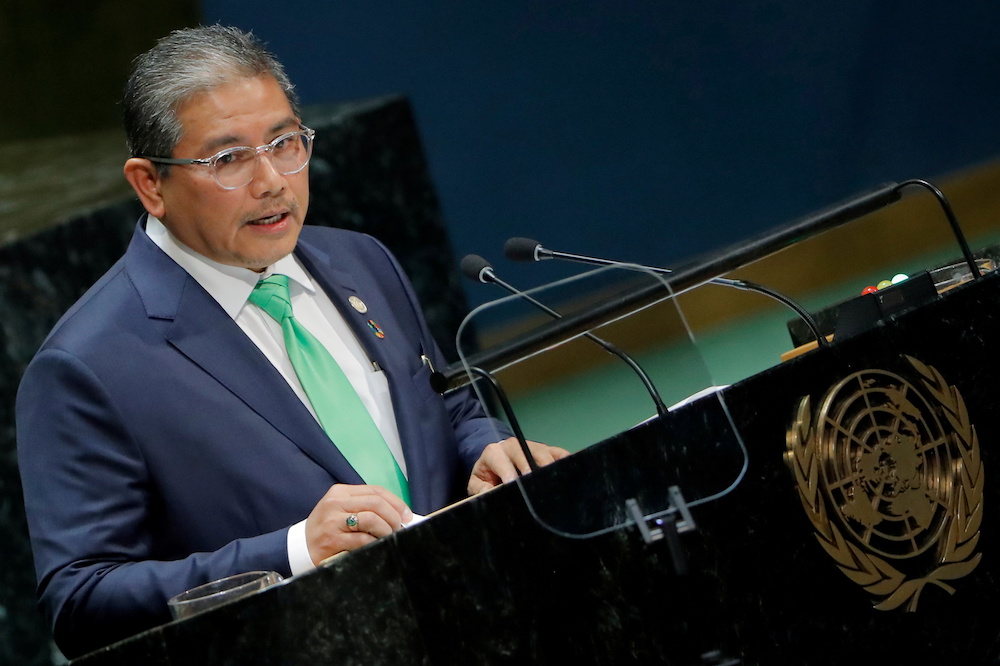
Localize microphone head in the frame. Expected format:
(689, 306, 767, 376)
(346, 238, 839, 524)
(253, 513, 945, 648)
(504, 237, 543, 262)
(460, 254, 495, 283)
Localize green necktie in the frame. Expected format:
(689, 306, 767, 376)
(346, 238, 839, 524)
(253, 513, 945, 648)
(249, 274, 410, 506)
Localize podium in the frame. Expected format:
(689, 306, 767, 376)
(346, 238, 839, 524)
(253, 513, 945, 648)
(73, 252, 1000, 664)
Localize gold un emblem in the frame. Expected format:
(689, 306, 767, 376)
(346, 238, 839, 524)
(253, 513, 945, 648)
(785, 355, 983, 611)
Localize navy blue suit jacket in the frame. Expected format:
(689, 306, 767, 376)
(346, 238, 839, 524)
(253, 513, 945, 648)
(16, 220, 507, 656)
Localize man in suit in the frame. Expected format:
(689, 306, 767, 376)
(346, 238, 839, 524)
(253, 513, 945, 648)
(16, 25, 567, 657)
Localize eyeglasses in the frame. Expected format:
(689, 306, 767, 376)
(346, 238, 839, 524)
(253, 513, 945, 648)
(142, 127, 316, 190)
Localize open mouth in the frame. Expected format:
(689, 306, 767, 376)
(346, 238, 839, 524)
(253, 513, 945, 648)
(247, 211, 288, 227)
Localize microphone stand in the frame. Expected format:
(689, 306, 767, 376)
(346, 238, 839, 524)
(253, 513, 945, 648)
(507, 240, 827, 350)
(464, 366, 538, 473)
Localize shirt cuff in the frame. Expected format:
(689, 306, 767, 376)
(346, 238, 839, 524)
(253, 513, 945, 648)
(286, 519, 317, 577)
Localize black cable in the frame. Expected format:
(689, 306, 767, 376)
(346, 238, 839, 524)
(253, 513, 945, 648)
(895, 179, 982, 280)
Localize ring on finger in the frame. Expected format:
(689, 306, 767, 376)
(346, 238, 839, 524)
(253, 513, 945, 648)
(346, 513, 359, 530)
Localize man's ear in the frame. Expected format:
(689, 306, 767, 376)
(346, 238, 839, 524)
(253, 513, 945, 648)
(123, 158, 167, 218)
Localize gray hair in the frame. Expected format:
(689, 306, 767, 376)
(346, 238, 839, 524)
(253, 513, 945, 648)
(123, 25, 300, 162)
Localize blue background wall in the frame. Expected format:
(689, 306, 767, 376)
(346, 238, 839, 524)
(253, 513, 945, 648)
(204, 1, 1000, 302)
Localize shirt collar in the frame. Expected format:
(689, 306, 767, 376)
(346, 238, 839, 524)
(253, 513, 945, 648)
(145, 215, 316, 320)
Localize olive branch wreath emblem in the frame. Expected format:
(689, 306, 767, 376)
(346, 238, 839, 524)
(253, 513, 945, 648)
(785, 355, 983, 611)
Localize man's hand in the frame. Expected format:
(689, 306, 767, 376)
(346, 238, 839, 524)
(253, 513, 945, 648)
(467, 437, 570, 495)
(305, 484, 412, 565)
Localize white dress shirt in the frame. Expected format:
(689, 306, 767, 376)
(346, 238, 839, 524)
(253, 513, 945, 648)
(145, 216, 405, 575)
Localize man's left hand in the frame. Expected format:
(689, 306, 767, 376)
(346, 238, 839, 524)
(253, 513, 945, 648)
(467, 437, 570, 495)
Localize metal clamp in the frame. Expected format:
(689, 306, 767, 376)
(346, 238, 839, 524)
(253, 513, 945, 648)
(626, 486, 696, 575)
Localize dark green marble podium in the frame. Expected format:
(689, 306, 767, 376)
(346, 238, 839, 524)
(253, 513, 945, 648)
(71, 265, 1000, 665)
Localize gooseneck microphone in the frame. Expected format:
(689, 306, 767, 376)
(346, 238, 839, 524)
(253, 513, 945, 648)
(503, 238, 828, 348)
(460, 254, 669, 416)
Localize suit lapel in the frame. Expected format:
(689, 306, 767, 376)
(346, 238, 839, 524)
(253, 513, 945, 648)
(124, 222, 365, 485)
(294, 241, 396, 375)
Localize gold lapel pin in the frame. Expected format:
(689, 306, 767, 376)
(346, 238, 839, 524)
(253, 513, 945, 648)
(348, 295, 368, 314)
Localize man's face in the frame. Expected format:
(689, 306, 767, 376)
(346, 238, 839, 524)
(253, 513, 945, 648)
(156, 75, 309, 270)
